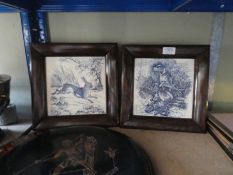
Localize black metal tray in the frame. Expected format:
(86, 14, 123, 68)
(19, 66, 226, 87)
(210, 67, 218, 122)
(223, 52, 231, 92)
(0, 126, 154, 175)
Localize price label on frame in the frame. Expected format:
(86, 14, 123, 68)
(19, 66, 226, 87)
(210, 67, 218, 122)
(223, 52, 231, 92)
(162, 47, 176, 55)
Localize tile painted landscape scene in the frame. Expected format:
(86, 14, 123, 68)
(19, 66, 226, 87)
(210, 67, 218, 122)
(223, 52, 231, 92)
(46, 56, 107, 116)
(133, 58, 194, 118)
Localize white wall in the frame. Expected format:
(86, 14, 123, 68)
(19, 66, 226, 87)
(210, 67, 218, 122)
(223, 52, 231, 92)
(48, 12, 212, 44)
(0, 13, 31, 119)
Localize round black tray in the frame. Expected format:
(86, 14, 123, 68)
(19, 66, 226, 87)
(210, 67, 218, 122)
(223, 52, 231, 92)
(0, 126, 154, 175)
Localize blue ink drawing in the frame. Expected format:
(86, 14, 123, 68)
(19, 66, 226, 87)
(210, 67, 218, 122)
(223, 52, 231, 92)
(46, 56, 107, 116)
(133, 58, 194, 118)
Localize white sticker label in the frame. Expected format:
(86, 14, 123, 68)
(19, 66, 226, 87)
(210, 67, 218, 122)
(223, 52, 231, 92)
(162, 47, 176, 55)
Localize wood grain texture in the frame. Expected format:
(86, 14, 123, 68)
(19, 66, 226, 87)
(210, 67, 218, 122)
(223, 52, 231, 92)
(31, 43, 119, 130)
(120, 45, 209, 132)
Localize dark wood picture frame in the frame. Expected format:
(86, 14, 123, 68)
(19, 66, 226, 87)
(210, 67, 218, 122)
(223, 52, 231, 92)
(31, 43, 118, 129)
(121, 45, 209, 132)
